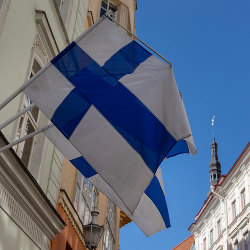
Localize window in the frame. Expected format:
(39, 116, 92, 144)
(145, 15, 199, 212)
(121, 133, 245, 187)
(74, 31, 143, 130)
(100, 0, 118, 19)
(13, 62, 40, 167)
(233, 241, 240, 250)
(203, 238, 206, 250)
(243, 232, 249, 250)
(241, 189, 246, 210)
(217, 219, 221, 237)
(74, 171, 98, 225)
(103, 200, 116, 250)
(232, 200, 236, 220)
(210, 229, 214, 246)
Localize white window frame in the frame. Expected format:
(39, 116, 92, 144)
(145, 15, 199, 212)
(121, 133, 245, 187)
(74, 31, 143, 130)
(240, 188, 246, 210)
(103, 200, 116, 250)
(74, 171, 98, 225)
(232, 200, 236, 221)
(210, 229, 214, 246)
(217, 219, 221, 238)
(203, 237, 207, 250)
(100, 0, 118, 20)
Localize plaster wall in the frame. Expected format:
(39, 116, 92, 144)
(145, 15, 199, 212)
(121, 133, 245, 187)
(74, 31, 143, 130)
(0, 0, 67, 206)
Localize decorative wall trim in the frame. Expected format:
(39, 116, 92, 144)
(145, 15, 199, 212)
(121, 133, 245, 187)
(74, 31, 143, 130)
(58, 190, 85, 244)
(34, 10, 60, 64)
(0, 0, 11, 38)
(0, 179, 48, 249)
(0, 133, 65, 250)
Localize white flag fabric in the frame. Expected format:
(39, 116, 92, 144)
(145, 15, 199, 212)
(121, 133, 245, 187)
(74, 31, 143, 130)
(23, 15, 196, 236)
(44, 126, 170, 236)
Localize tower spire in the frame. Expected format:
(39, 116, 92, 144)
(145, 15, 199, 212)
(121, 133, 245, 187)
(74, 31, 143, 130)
(209, 115, 221, 188)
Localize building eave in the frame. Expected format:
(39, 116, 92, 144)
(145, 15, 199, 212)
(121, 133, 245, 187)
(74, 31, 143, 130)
(0, 132, 65, 249)
(189, 142, 250, 231)
(120, 210, 132, 228)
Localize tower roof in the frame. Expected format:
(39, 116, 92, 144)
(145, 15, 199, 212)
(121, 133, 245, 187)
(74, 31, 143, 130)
(209, 116, 221, 187)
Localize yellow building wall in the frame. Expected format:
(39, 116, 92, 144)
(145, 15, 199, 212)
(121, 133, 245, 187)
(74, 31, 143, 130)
(60, 158, 78, 201)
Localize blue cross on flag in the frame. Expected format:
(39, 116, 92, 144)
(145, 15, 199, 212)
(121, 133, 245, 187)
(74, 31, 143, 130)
(23, 15, 196, 236)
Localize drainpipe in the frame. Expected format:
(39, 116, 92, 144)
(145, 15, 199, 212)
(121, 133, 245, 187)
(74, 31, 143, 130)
(211, 188, 229, 249)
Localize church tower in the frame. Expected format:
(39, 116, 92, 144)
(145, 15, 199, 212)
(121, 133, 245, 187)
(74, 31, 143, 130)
(209, 116, 221, 188)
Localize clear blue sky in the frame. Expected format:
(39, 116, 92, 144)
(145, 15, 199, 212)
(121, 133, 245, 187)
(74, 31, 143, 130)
(119, 0, 250, 249)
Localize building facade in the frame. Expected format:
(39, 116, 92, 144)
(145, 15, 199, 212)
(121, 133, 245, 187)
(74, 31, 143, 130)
(189, 142, 250, 250)
(51, 1, 135, 250)
(0, 0, 135, 249)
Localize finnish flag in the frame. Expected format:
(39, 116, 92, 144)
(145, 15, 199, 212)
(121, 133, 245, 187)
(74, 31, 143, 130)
(23, 16, 196, 236)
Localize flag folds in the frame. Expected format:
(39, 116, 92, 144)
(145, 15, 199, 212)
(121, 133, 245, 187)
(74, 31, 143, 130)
(24, 15, 196, 236)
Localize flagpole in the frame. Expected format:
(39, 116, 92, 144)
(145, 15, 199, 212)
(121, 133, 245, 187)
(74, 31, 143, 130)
(0, 16, 107, 111)
(0, 123, 54, 154)
(104, 13, 173, 67)
(0, 103, 35, 130)
(0, 64, 51, 111)
(0, 14, 172, 111)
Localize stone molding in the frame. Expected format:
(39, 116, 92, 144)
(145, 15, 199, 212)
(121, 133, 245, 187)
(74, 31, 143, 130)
(58, 190, 85, 244)
(34, 10, 60, 64)
(0, 0, 11, 38)
(0, 133, 65, 250)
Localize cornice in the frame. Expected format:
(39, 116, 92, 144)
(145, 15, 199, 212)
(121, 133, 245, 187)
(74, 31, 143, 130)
(189, 143, 250, 231)
(0, 133, 65, 249)
(58, 190, 85, 245)
(228, 202, 250, 231)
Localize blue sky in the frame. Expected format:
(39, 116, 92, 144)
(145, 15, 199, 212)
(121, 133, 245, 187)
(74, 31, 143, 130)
(119, 0, 250, 249)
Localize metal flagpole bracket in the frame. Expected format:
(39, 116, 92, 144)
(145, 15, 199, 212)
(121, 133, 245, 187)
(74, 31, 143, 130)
(104, 12, 173, 68)
(0, 123, 54, 154)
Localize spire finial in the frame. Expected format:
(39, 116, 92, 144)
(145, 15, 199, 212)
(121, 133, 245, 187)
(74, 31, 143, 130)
(211, 115, 215, 141)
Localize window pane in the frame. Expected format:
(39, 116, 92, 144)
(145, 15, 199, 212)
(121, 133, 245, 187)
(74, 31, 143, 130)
(84, 176, 88, 184)
(210, 229, 213, 245)
(100, 8, 107, 17)
(89, 181, 93, 191)
(84, 206, 90, 225)
(74, 184, 80, 209)
(232, 200, 236, 220)
(109, 2, 117, 12)
(79, 194, 86, 222)
(31, 106, 39, 122)
(21, 119, 35, 166)
(217, 219, 221, 237)
(77, 171, 82, 184)
(101, 0, 108, 9)
(241, 189, 245, 209)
